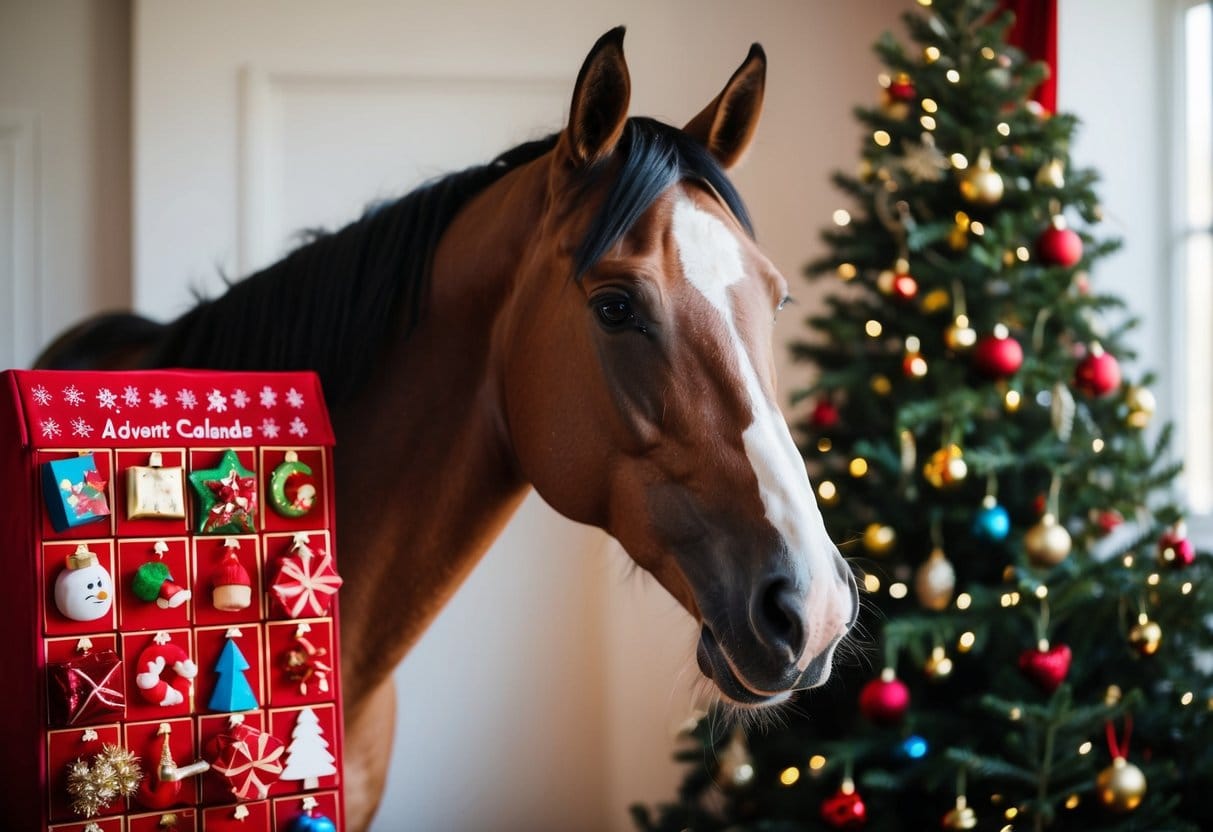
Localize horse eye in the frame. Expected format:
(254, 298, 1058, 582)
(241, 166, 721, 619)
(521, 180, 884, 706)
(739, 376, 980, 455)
(595, 297, 634, 329)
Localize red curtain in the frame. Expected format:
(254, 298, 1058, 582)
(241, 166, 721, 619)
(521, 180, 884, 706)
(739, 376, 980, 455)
(998, 0, 1058, 112)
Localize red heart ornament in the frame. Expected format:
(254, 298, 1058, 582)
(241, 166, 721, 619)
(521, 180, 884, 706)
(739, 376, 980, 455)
(1018, 643, 1072, 692)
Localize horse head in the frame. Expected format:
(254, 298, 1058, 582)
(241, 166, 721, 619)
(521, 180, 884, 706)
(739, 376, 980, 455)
(500, 28, 858, 707)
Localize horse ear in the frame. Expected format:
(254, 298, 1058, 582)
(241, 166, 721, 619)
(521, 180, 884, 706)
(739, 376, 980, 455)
(683, 44, 766, 170)
(564, 26, 631, 168)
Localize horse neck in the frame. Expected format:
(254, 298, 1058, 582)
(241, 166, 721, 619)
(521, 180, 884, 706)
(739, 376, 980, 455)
(331, 158, 548, 700)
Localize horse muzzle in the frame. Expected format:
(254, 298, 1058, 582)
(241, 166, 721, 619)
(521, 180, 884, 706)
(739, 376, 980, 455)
(696, 568, 859, 706)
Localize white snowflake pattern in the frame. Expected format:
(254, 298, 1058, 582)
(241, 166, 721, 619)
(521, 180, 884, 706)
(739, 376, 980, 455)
(149, 388, 168, 408)
(176, 389, 198, 410)
(71, 418, 94, 438)
(96, 387, 118, 410)
(122, 385, 141, 408)
(259, 386, 277, 408)
(285, 387, 305, 408)
(63, 385, 85, 406)
(260, 417, 280, 439)
(231, 388, 250, 409)
(41, 418, 61, 438)
(288, 417, 309, 438)
(207, 388, 228, 413)
(32, 385, 53, 406)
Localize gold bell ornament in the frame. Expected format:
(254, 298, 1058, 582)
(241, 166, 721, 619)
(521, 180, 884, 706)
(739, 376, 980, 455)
(1035, 157, 1066, 189)
(1128, 614, 1162, 656)
(1024, 513, 1072, 567)
(1098, 718, 1147, 813)
(958, 149, 1004, 205)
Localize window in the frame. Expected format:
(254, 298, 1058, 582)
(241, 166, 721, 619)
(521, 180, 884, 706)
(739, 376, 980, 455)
(1175, 1, 1213, 528)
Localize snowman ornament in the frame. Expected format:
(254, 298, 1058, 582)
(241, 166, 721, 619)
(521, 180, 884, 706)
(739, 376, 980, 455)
(54, 544, 114, 621)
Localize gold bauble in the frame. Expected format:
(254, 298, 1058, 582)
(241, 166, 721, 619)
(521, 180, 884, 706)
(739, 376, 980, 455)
(958, 149, 1004, 205)
(1129, 618, 1162, 656)
(862, 523, 897, 556)
(1024, 513, 1072, 567)
(1096, 757, 1147, 812)
(1035, 158, 1066, 189)
(915, 548, 956, 611)
(944, 316, 977, 351)
(924, 645, 954, 680)
(941, 797, 978, 830)
(923, 444, 967, 489)
(1125, 386, 1156, 429)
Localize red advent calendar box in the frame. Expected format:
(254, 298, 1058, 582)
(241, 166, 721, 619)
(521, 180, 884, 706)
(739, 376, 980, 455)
(0, 370, 346, 831)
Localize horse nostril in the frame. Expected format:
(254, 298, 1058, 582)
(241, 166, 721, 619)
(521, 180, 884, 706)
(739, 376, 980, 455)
(756, 578, 805, 660)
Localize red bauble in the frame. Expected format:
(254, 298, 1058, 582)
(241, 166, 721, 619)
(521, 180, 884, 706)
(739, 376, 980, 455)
(1158, 524, 1195, 568)
(972, 330, 1023, 378)
(1094, 509, 1124, 536)
(1037, 221, 1083, 267)
(821, 783, 868, 829)
(1074, 345, 1121, 397)
(887, 74, 916, 102)
(1018, 643, 1071, 692)
(858, 673, 909, 724)
(892, 272, 918, 301)
(810, 400, 840, 431)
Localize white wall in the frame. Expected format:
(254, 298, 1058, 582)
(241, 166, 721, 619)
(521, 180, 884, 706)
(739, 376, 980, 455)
(0, 0, 130, 370)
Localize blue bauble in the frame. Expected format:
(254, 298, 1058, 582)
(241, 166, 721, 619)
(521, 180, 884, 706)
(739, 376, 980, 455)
(898, 734, 929, 760)
(289, 813, 337, 832)
(972, 501, 1010, 542)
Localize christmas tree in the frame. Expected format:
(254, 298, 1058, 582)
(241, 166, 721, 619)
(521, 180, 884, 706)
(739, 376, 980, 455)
(635, 2, 1213, 830)
(281, 706, 337, 791)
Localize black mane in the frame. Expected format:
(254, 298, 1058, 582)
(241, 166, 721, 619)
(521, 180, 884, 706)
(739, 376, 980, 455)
(147, 117, 753, 402)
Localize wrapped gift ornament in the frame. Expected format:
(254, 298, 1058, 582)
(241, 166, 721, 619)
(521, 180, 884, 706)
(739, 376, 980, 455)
(270, 450, 318, 518)
(49, 645, 126, 726)
(126, 452, 186, 520)
(189, 449, 258, 535)
(271, 535, 343, 619)
(42, 453, 111, 531)
(54, 544, 114, 621)
(208, 715, 286, 800)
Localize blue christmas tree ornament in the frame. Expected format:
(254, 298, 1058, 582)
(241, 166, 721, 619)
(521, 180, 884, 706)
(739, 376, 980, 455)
(972, 496, 1010, 542)
(897, 734, 929, 760)
(208, 631, 259, 712)
(289, 811, 337, 832)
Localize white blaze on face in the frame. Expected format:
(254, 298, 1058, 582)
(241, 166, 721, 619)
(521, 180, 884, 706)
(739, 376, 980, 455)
(672, 199, 852, 667)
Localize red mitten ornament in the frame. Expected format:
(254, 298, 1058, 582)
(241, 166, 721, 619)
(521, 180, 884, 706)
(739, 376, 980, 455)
(271, 534, 343, 619)
(1018, 641, 1071, 692)
(208, 716, 286, 800)
(49, 644, 126, 726)
(1074, 343, 1121, 397)
(858, 669, 909, 724)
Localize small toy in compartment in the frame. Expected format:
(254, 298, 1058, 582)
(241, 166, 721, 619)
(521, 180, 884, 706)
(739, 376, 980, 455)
(134, 631, 198, 707)
(43, 453, 111, 531)
(270, 534, 343, 619)
(54, 544, 114, 621)
(208, 714, 286, 800)
(288, 797, 338, 832)
(280, 706, 338, 790)
(48, 639, 126, 726)
(189, 449, 258, 535)
(132, 540, 191, 609)
(126, 451, 186, 520)
(65, 741, 142, 818)
(136, 721, 211, 810)
(212, 538, 253, 612)
(270, 450, 318, 518)
(281, 623, 332, 696)
(208, 628, 260, 712)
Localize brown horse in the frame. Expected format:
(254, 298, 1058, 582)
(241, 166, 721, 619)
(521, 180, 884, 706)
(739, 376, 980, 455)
(37, 28, 858, 830)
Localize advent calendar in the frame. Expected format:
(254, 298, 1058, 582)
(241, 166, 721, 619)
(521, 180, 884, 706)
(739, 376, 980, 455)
(0, 370, 345, 832)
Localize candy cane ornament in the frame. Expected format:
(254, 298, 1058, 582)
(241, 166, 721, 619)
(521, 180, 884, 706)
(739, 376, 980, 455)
(134, 633, 197, 707)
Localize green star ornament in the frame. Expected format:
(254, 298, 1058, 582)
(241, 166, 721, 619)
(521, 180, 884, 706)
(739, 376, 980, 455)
(189, 449, 258, 535)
